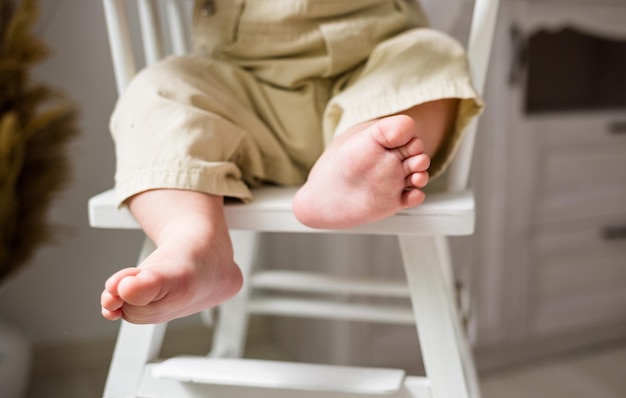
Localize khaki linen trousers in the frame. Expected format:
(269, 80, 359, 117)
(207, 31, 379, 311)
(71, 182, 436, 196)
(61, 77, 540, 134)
(111, 0, 483, 205)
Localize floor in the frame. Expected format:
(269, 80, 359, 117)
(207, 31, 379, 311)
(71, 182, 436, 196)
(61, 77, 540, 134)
(479, 343, 626, 398)
(25, 330, 626, 398)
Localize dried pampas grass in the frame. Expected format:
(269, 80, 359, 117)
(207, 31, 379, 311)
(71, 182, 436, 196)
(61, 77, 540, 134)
(0, 0, 79, 283)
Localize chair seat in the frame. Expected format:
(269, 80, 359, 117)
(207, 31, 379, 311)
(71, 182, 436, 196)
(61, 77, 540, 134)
(151, 357, 406, 394)
(88, 186, 474, 236)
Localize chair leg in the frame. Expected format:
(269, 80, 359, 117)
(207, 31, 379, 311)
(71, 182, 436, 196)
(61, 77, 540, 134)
(103, 238, 168, 398)
(398, 235, 481, 398)
(209, 230, 260, 358)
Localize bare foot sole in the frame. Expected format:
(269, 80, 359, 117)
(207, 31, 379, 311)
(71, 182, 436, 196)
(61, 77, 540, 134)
(101, 242, 243, 324)
(293, 114, 430, 229)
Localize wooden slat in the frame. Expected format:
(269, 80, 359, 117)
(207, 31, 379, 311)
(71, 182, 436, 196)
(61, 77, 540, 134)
(152, 357, 406, 394)
(251, 270, 410, 298)
(137, 0, 165, 65)
(103, 0, 137, 94)
(164, 0, 190, 55)
(247, 297, 415, 325)
(89, 187, 475, 236)
(446, 0, 501, 192)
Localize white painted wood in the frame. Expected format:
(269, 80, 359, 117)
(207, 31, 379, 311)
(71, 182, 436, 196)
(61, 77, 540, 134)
(541, 145, 626, 194)
(446, 0, 500, 192)
(468, 0, 516, 346)
(139, 367, 433, 398)
(164, 0, 190, 55)
(89, 187, 476, 235)
(538, 111, 626, 148)
(96, 0, 499, 396)
(506, 1, 626, 346)
(530, 113, 626, 226)
(248, 297, 415, 325)
(530, 215, 626, 336)
(516, 0, 626, 40)
(468, 0, 626, 368)
(399, 236, 480, 398)
(102, 0, 137, 94)
(251, 271, 411, 297)
(153, 357, 406, 394)
(137, 0, 165, 65)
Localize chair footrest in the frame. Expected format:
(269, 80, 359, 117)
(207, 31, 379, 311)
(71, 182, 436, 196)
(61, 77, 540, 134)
(251, 270, 410, 298)
(152, 357, 406, 394)
(248, 296, 415, 324)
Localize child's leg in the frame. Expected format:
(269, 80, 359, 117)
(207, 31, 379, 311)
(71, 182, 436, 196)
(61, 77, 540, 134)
(100, 189, 243, 324)
(101, 99, 457, 324)
(100, 55, 315, 325)
(293, 98, 459, 229)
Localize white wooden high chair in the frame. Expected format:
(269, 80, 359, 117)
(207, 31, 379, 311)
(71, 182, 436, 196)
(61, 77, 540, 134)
(89, 0, 499, 397)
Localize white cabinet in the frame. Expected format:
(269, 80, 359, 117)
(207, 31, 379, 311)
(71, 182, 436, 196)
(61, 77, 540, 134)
(471, 0, 626, 369)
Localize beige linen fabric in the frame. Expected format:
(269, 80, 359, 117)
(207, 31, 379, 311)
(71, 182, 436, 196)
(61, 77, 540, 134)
(111, 0, 483, 205)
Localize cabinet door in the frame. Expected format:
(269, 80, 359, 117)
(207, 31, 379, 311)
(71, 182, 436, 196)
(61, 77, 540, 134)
(472, 0, 626, 370)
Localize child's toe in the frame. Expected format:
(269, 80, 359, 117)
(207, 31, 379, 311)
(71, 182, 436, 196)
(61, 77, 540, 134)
(406, 171, 429, 189)
(403, 153, 430, 174)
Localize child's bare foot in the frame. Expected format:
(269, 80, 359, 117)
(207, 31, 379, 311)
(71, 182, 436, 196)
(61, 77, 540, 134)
(293, 114, 430, 229)
(100, 191, 243, 324)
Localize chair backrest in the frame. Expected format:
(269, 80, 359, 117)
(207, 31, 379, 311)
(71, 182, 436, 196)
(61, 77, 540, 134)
(103, 0, 193, 94)
(446, 0, 499, 192)
(102, 0, 499, 192)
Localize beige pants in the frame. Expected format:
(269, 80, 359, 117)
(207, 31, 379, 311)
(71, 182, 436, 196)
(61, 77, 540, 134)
(111, 0, 483, 205)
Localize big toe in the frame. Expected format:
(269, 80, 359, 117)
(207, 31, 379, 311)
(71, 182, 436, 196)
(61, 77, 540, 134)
(117, 269, 166, 306)
(371, 115, 416, 149)
(105, 267, 140, 295)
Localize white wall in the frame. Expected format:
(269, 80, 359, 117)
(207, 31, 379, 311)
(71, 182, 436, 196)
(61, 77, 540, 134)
(0, 0, 144, 344)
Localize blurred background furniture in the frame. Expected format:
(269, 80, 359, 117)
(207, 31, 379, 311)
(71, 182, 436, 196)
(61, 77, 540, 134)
(469, 0, 626, 370)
